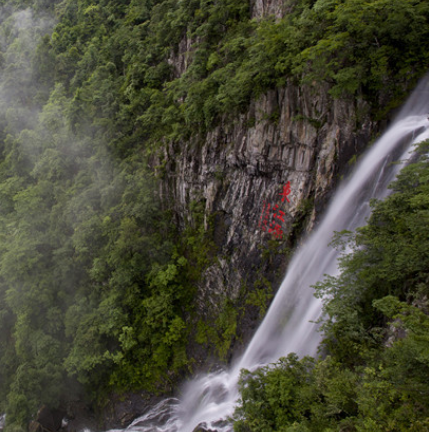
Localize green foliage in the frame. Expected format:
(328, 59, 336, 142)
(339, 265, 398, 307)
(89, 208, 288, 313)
(300, 0, 429, 102)
(246, 279, 273, 319)
(195, 299, 239, 360)
(48, 0, 429, 152)
(314, 141, 429, 364)
(234, 354, 359, 432)
(0, 0, 210, 425)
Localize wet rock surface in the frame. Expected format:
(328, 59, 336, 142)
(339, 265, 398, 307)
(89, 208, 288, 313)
(99, 392, 168, 431)
(28, 406, 65, 432)
(62, 402, 97, 432)
(192, 424, 218, 432)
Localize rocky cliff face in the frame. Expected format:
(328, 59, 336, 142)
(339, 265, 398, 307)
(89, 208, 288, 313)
(157, 0, 383, 366)
(250, 0, 289, 19)
(161, 72, 374, 359)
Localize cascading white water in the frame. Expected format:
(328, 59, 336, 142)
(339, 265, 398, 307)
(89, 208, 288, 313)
(112, 75, 429, 432)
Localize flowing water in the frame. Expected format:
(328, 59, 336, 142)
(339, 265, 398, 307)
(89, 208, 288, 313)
(111, 76, 429, 432)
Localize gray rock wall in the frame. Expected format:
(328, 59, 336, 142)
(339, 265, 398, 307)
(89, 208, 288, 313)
(250, 0, 288, 19)
(160, 79, 373, 352)
(160, 0, 377, 361)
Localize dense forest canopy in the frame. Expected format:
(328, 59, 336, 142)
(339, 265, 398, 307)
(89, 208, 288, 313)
(0, 0, 427, 429)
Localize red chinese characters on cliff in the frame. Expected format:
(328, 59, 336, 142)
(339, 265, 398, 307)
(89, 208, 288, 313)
(279, 181, 291, 203)
(258, 181, 291, 239)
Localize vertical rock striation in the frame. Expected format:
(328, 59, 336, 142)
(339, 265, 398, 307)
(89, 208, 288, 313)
(250, 0, 288, 19)
(157, 0, 382, 365)
(161, 76, 374, 358)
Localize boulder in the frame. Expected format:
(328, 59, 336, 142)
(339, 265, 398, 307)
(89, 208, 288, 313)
(36, 406, 63, 432)
(29, 406, 64, 432)
(192, 423, 217, 432)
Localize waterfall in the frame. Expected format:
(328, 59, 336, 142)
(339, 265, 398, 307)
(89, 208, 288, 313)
(111, 76, 429, 432)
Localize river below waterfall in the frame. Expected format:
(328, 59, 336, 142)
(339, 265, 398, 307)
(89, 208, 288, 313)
(107, 76, 429, 432)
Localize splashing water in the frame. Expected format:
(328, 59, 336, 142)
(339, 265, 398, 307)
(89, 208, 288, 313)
(113, 76, 429, 432)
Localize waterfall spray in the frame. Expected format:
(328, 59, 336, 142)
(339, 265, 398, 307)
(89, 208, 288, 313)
(111, 75, 429, 432)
